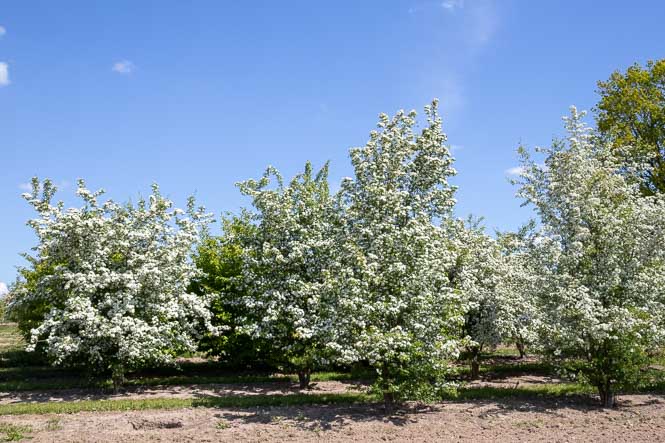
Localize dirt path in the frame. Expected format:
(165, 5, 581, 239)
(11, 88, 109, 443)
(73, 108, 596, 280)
(2, 394, 665, 442)
(0, 380, 368, 405)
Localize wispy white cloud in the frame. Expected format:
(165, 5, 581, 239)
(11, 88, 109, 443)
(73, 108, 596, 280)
(450, 144, 463, 154)
(441, 0, 465, 11)
(505, 166, 525, 176)
(112, 60, 135, 75)
(409, 0, 499, 49)
(0, 282, 8, 297)
(436, 0, 500, 48)
(409, 0, 499, 121)
(0, 26, 6, 37)
(468, 0, 499, 46)
(0, 62, 9, 87)
(18, 182, 32, 191)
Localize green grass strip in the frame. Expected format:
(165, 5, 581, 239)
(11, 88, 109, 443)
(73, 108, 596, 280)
(0, 392, 375, 416)
(0, 371, 374, 393)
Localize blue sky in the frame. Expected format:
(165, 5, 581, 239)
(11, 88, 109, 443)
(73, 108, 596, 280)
(1, 0, 664, 287)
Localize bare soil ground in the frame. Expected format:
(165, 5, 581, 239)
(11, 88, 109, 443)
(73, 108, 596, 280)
(2, 394, 664, 442)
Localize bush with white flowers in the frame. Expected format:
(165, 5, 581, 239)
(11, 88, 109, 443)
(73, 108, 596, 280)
(236, 162, 338, 388)
(515, 108, 665, 407)
(328, 101, 467, 406)
(9, 178, 216, 388)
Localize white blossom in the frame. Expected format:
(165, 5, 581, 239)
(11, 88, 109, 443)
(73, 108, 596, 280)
(235, 162, 337, 384)
(328, 101, 467, 401)
(514, 108, 665, 405)
(9, 178, 216, 378)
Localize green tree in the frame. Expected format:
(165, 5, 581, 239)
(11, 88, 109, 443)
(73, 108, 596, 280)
(7, 262, 59, 341)
(595, 59, 665, 195)
(189, 215, 277, 371)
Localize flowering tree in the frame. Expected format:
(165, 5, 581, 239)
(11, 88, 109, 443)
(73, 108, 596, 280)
(447, 219, 509, 379)
(8, 178, 216, 389)
(515, 108, 665, 407)
(493, 223, 545, 359)
(447, 218, 541, 378)
(329, 101, 466, 407)
(236, 162, 338, 388)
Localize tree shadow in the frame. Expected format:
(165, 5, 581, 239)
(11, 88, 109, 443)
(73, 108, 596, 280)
(0, 379, 370, 404)
(209, 393, 665, 434)
(444, 393, 665, 420)
(213, 402, 439, 432)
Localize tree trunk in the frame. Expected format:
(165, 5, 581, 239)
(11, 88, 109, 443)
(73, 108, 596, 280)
(111, 364, 125, 394)
(598, 382, 616, 408)
(381, 362, 395, 414)
(470, 349, 480, 380)
(516, 340, 526, 359)
(297, 369, 311, 389)
(383, 391, 395, 414)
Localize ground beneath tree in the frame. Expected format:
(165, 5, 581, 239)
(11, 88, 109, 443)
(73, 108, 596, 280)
(3, 394, 664, 442)
(0, 373, 565, 405)
(0, 380, 368, 405)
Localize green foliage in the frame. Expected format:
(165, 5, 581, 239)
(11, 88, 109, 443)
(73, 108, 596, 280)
(0, 321, 47, 368)
(0, 300, 6, 323)
(190, 215, 277, 370)
(6, 262, 59, 346)
(0, 423, 32, 442)
(555, 328, 651, 400)
(371, 355, 456, 403)
(595, 59, 665, 194)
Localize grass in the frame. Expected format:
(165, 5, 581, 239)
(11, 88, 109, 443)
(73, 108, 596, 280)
(483, 346, 523, 358)
(215, 420, 230, 430)
(452, 360, 554, 379)
(0, 423, 32, 441)
(44, 418, 62, 431)
(0, 392, 375, 416)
